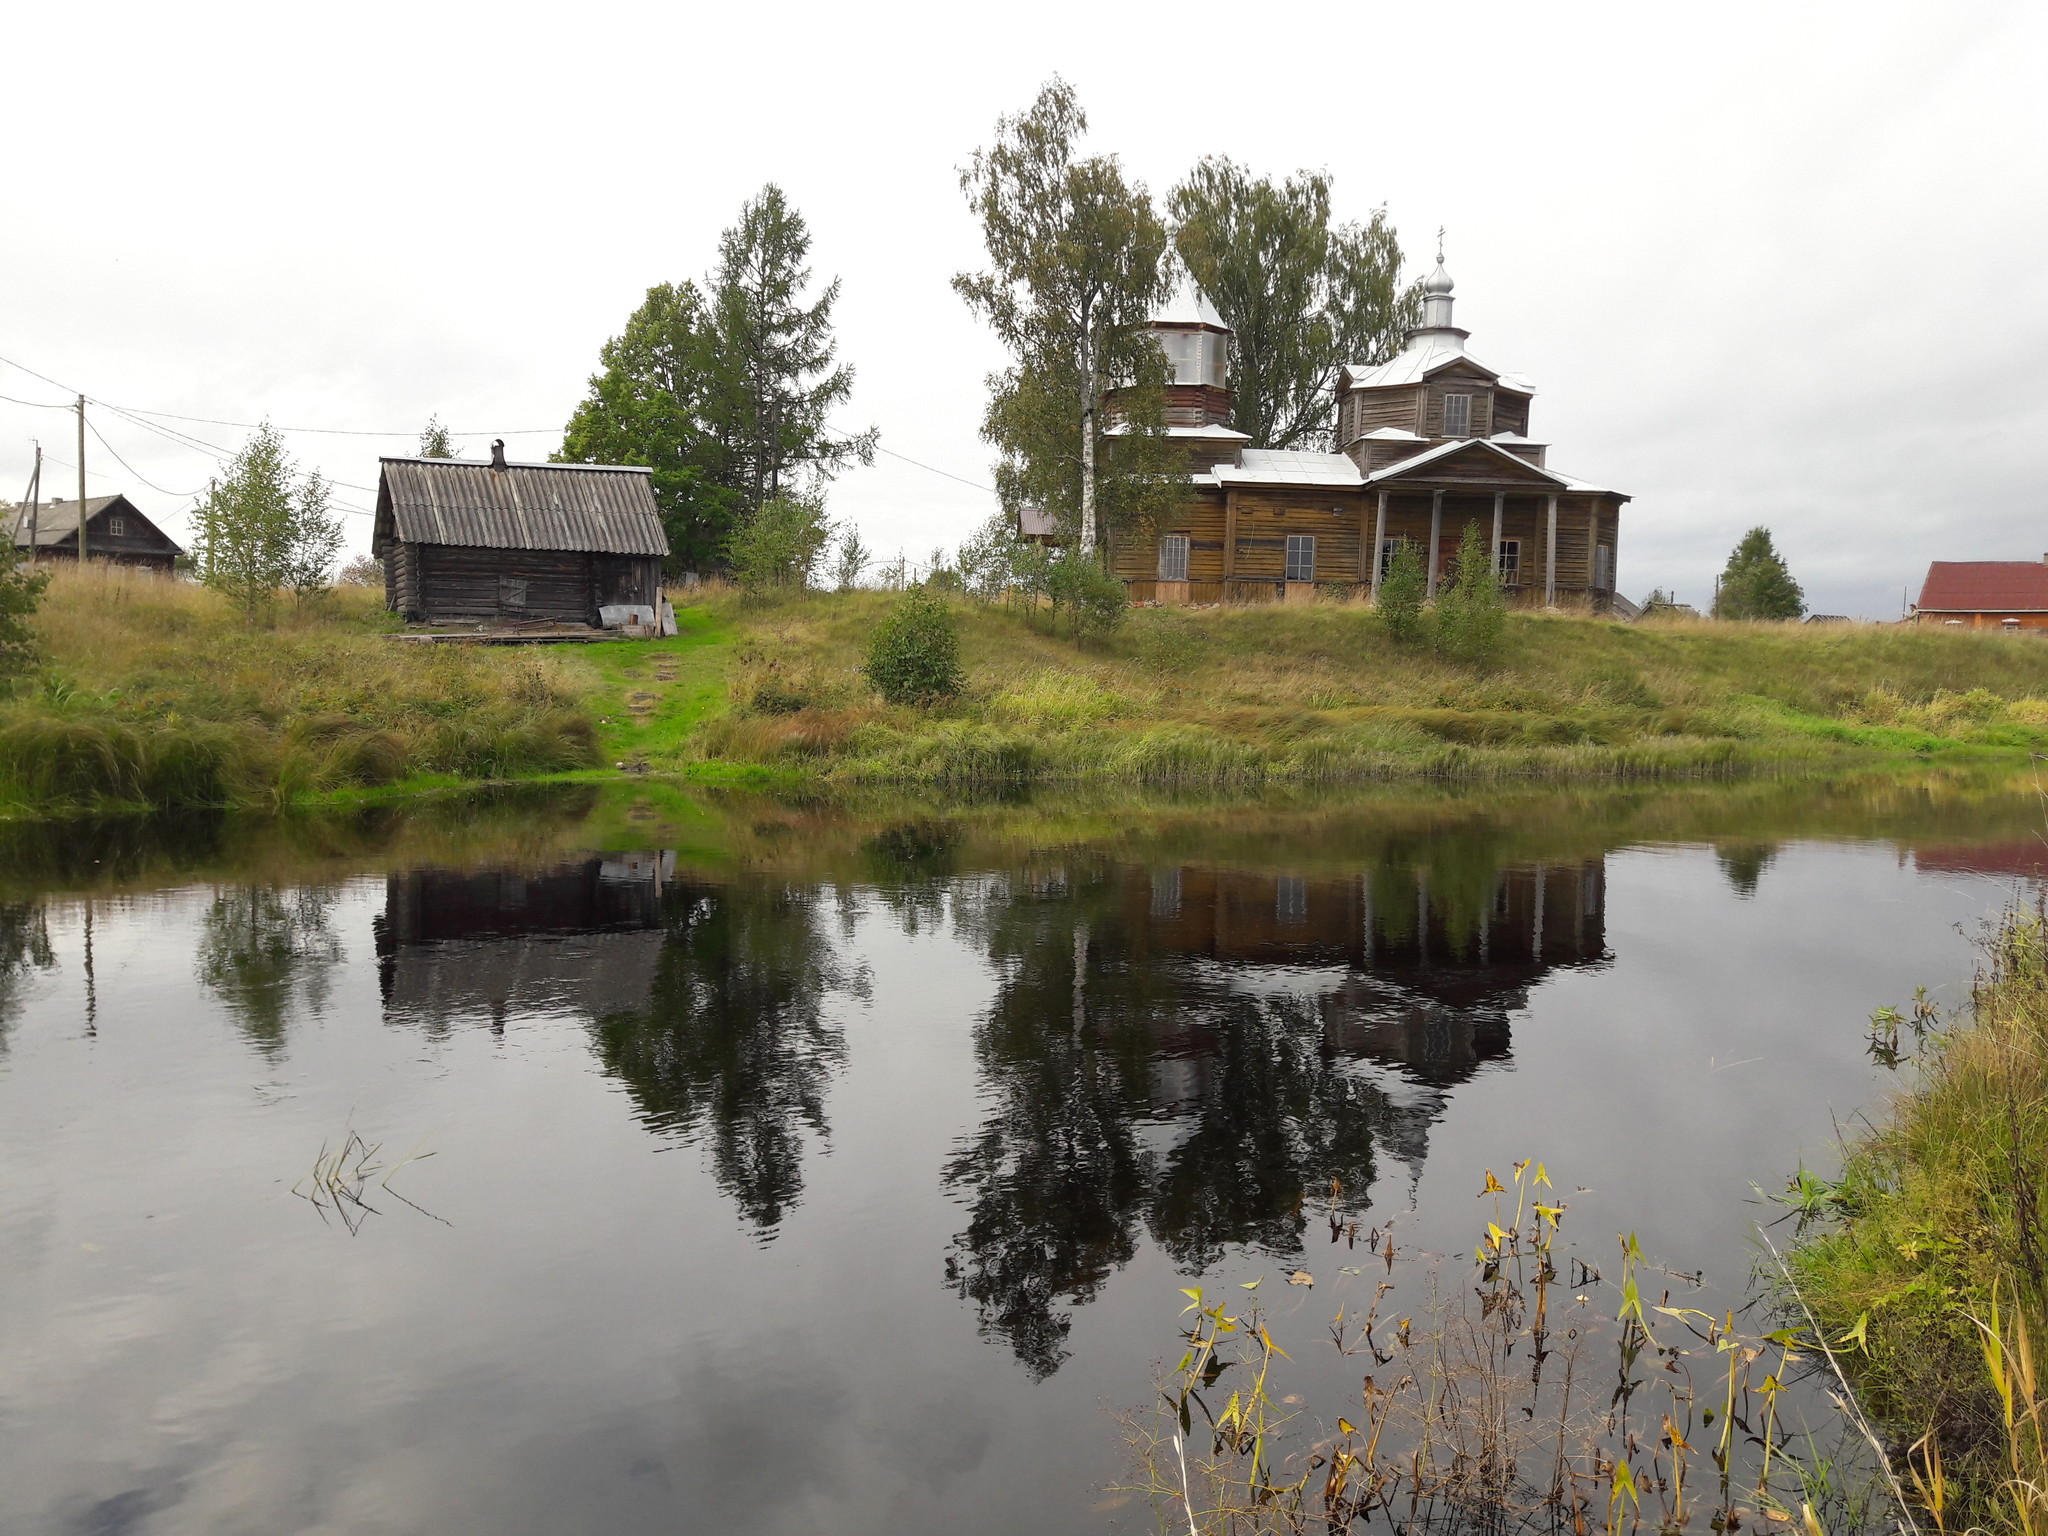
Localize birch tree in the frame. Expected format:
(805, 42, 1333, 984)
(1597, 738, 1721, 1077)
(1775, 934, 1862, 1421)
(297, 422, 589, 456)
(189, 424, 342, 617)
(1169, 158, 1416, 450)
(955, 80, 1177, 556)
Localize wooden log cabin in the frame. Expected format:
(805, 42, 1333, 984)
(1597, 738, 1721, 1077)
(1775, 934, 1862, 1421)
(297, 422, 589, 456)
(373, 443, 667, 626)
(1110, 258, 1630, 609)
(9, 494, 182, 572)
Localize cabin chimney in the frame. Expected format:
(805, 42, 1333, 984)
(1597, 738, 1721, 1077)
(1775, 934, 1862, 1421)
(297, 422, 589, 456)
(490, 439, 508, 471)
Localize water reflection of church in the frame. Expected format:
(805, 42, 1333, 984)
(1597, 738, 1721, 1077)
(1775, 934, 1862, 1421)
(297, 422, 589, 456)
(367, 844, 1610, 1378)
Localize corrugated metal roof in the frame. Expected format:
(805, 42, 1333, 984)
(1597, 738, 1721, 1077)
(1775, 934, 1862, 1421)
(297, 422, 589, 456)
(375, 458, 667, 556)
(1342, 341, 1536, 395)
(1916, 561, 2048, 613)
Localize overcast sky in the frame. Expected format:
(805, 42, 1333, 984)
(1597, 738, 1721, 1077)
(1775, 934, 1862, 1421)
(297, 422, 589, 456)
(6, 1, 2044, 619)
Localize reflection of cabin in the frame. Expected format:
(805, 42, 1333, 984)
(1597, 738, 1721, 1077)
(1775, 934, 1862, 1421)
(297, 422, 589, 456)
(372, 445, 668, 626)
(1109, 259, 1630, 610)
(10, 494, 182, 571)
(374, 854, 674, 1029)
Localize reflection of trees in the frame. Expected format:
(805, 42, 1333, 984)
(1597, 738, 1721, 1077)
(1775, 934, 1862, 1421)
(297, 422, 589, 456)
(1148, 996, 1381, 1270)
(194, 885, 345, 1057)
(1715, 840, 1780, 898)
(942, 839, 1609, 1378)
(0, 900, 56, 1056)
(589, 882, 853, 1236)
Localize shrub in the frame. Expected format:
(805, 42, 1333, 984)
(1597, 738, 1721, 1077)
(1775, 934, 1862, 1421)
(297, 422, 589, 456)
(1376, 539, 1428, 645)
(1433, 521, 1507, 666)
(864, 583, 965, 705)
(726, 493, 833, 591)
(1045, 550, 1127, 638)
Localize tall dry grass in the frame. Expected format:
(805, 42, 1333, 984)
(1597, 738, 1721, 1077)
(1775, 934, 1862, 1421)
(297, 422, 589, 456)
(0, 565, 597, 812)
(1792, 905, 2048, 1535)
(687, 588, 2048, 787)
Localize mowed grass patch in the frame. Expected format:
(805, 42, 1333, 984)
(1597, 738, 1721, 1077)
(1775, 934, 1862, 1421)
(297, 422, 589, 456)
(565, 603, 736, 771)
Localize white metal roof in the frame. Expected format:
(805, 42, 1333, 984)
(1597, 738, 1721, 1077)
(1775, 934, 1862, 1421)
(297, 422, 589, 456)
(1343, 340, 1535, 395)
(1211, 449, 1364, 488)
(1104, 421, 1252, 441)
(1360, 426, 1423, 441)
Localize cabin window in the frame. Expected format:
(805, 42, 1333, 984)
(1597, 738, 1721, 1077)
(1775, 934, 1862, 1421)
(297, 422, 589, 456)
(1276, 876, 1307, 925)
(1497, 539, 1521, 585)
(1442, 394, 1471, 437)
(1158, 534, 1190, 582)
(105, 516, 126, 537)
(1379, 538, 1401, 579)
(1285, 534, 1316, 583)
(498, 576, 528, 610)
(1594, 544, 1612, 592)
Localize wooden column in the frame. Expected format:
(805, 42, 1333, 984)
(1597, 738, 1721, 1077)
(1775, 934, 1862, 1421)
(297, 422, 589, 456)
(1544, 493, 1559, 607)
(1222, 490, 1238, 583)
(1491, 490, 1505, 579)
(1370, 490, 1389, 600)
(1589, 501, 1601, 602)
(1426, 489, 1444, 598)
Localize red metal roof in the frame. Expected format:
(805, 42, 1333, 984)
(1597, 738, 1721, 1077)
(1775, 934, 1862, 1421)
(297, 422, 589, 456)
(1916, 561, 2048, 613)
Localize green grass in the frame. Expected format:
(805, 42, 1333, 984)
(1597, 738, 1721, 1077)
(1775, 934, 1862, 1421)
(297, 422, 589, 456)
(680, 588, 2048, 788)
(1789, 909, 2048, 1533)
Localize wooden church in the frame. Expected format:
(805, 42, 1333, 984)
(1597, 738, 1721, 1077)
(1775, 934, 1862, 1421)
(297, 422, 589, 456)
(1109, 257, 1630, 609)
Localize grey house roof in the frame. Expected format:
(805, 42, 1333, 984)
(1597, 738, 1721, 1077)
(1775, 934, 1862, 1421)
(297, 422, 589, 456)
(373, 457, 668, 557)
(9, 493, 182, 554)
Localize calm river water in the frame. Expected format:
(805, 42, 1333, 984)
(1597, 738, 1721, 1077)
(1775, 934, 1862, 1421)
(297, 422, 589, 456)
(2, 776, 2044, 1535)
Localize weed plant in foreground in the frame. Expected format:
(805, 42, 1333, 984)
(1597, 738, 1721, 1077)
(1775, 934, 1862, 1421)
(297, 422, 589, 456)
(1121, 1160, 1903, 1536)
(1789, 905, 2048, 1536)
(0, 565, 598, 814)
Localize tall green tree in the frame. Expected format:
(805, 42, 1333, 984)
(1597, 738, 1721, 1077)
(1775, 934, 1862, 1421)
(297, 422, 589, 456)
(1169, 157, 1416, 450)
(1714, 527, 1805, 620)
(189, 424, 342, 617)
(955, 80, 1182, 558)
(559, 189, 873, 575)
(558, 281, 744, 574)
(710, 184, 875, 513)
(417, 417, 455, 458)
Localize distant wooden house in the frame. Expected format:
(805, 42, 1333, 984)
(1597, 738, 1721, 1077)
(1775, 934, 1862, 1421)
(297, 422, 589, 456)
(9, 494, 182, 572)
(1910, 560, 2048, 630)
(1108, 257, 1630, 609)
(372, 443, 668, 627)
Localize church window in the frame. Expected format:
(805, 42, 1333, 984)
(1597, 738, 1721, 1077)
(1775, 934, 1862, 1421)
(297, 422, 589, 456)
(1443, 394, 1472, 437)
(1285, 534, 1316, 583)
(1497, 539, 1521, 585)
(1276, 876, 1307, 924)
(1157, 534, 1190, 582)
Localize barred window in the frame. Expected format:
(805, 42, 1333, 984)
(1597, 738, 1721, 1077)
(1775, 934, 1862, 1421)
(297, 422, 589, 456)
(1158, 533, 1190, 582)
(1443, 394, 1471, 437)
(1285, 533, 1316, 583)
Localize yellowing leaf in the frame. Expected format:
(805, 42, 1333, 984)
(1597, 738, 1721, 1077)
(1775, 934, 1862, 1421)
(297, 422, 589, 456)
(1288, 1270, 1314, 1286)
(1338, 1418, 1358, 1436)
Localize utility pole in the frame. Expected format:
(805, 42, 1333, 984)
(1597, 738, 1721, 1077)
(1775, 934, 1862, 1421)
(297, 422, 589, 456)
(75, 395, 87, 564)
(26, 442, 40, 560)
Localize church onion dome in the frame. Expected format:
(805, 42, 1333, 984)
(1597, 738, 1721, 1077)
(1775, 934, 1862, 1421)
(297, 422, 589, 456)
(1420, 259, 1455, 296)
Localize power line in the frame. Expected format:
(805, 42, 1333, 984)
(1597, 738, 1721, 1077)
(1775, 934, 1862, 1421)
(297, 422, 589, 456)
(82, 415, 209, 499)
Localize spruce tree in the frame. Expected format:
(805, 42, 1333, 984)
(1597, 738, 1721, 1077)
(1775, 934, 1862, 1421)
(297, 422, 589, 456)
(1713, 527, 1805, 620)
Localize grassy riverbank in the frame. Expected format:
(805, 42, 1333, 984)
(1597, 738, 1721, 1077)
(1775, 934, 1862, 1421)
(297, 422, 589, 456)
(687, 588, 2048, 787)
(0, 565, 598, 815)
(16, 568, 2048, 813)
(1790, 909, 2048, 1533)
